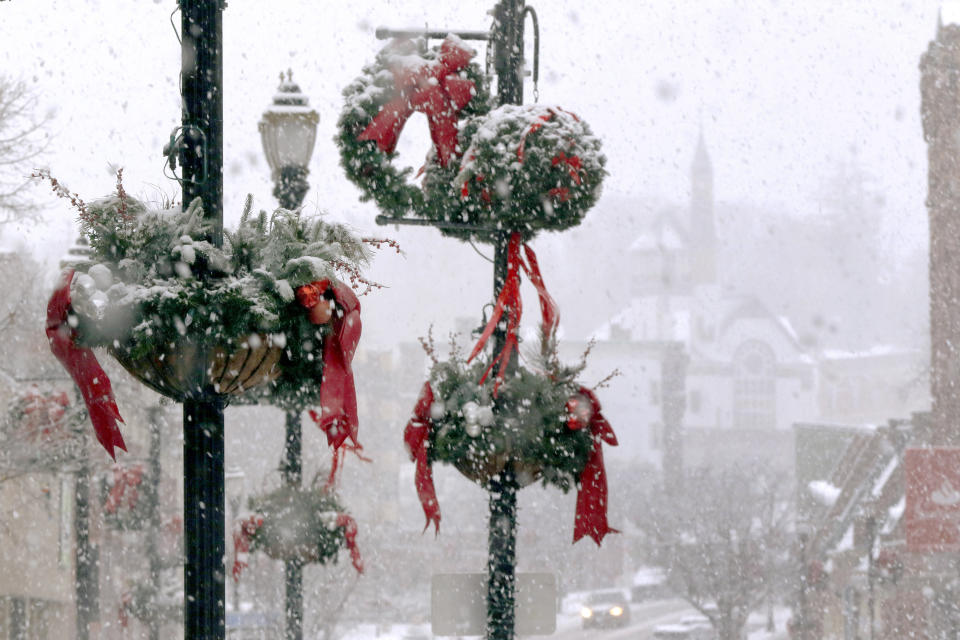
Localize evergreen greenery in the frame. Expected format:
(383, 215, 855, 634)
(248, 485, 347, 565)
(50, 176, 376, 409)
(335, 38, 491, 235)
(337, 41, 606, 244)
(452, 104, 607, 242)
(425, 342, 593, 492)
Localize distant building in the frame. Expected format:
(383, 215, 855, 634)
(565, 133, 816, 471)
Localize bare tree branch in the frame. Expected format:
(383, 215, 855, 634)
(0, 76, 52, 224)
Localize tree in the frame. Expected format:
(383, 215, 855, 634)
(0, 76, 51, 224)
(639, 464, 793, 640)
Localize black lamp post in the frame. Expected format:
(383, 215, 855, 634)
(179, 1, 225, 638)
(374, 3, 529, 638)
(259, 70, 319, 640)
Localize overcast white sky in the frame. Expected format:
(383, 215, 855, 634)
(0, 0, 943, 346)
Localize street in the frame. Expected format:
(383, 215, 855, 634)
(548, 598, 699, 640)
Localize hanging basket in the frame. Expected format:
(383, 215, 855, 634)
(248, 485, 347, 565)
(452, 453, 545, 489)
(422, 357, 592, 493)
(109, 334, 284, 402)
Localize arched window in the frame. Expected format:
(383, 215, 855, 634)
(733, 340, 776, 429)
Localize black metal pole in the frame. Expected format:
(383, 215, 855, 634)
(183, 397, 226, 637)
(486, 3, 524, 638)
(74, 459, 97, 640)
(283, 410, 304, 640)
(146, 406, 164, 640)
(277, 163, 309, 640)
(486, 232, 520, 640)
(181, 1, 226, 638)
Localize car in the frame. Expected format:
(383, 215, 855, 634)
(652, 621, 715, 640)
(579, 590, 631, 629)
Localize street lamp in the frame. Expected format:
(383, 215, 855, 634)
(259, 70, 318, 640)
(259, 70, 320, 210)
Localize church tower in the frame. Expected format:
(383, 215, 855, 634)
(689, 130, 717, 285)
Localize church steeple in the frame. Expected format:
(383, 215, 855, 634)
(690, 128, 717, 284)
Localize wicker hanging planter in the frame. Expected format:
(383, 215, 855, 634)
(452, 451, 547, 489)
(109, 334, 284, 402)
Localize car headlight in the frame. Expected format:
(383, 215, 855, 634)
(580, 607, 593, 619)
(609, 606, 624, 617)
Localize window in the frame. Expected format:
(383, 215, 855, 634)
(689, 389, 702, 414)
(733, 341, 776, 429)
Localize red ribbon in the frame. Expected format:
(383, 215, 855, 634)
(552, 152, 583, 184)
(232, 514, 264, 581)
(323, 437, 373, 490)
(358, 37, 476, 168)
(403, 381, 441, 533)
(104, 464, 144, 514)
(336, 513, 364, 574)
(297, 279, 362, 452)
(468, 233, 560, 394)
(45, 269, 126, 459)
(567, 387, 619, 545)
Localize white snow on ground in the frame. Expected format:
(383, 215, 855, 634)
(747, 606, 793, 639)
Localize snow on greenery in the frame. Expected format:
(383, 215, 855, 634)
(36, 170, 393, 409)
(420, 329, 593, 492)
(451, 104, 607, 240)
(337, 37, 605, 244)
(336, 37, 492, 237)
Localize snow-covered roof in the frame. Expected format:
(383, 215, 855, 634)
(808, 480, 841, 507)
(835, 524, 854, 552)
(821, 345, 916, 360)
(871, 455, 899, 498)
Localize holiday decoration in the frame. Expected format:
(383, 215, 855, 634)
(102, 463, 149, 530)
(232, 484, 363, 576)
(405, 324, 618, 544)
(453, 104, 606, 241)
(336, 36, 490, 230)
(6, 391, 71, 443)
(38, 172, 387, 458)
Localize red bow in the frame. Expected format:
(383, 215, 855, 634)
(567, 387, 619, 545)
(358, 37, 477, 168)
(403, 381, 441, 533)
(336, 513, 364, 574)
(45, 270, 126, 459)
(104, 464, 144, 514)
(297, 279, 363, 452)
(232, 514, 264, 581)
(552, 152, 583, 184)
(468, 233, 559, 394)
